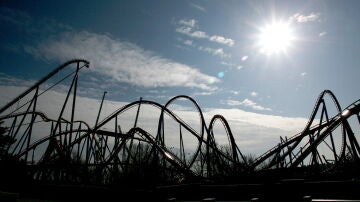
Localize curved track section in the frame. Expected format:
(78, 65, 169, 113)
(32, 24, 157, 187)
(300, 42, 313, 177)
(0, 60, 247, 185)
(0, 60, 359, 186)
(251, 91, 360, 170)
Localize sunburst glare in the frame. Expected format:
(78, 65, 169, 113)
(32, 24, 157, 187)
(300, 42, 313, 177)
(257, 21, 295, 55)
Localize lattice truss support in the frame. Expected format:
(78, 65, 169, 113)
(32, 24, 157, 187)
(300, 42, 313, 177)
(0, 60, 359, 184)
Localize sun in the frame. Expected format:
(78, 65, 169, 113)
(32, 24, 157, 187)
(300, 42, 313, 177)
(257, 21, 294, 55)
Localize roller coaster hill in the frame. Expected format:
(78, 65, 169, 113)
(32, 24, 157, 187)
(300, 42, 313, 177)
(0, 59, 359, 201)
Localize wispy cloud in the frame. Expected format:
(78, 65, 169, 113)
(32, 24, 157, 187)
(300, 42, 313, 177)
(0, 73, 36, 87)
(176, 26, 208, 38)
(250, 91, 258, 97)
(198, 46, 231, 58)
(175, 19, 235, 47)
(0, 7, 32, 27)
(219, 61, 244, 70)
(222, 98, 272, 111)
(0, 7, 72, 35)
(179, 37, 231, 58)
(183, 39, 193, 46)
(221, 61, 235, 67)
(189, 3, 206, 12)
(1, 8, 219, 91)
(179, 19, 198, 27)
(209, 35, 234, 47)
(148, 89, 167, 94)
(206, 107, 306, 133)
(291, 12, 321, 23)
(229, 90, 240, 95)
(319, 31, 327, 37)
(192, 91, 213, 96)
(301, 72, 307, 76)
(25, 31, 219, 91)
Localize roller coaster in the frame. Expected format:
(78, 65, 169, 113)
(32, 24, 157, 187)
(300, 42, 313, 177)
(0, 59, 359, 200)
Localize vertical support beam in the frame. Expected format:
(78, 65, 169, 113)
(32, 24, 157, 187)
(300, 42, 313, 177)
(95, 91, 107, 160)
(25, 87, 39, 162)
(206, 133, 212, 177)
(309, 133, 318, 166)
(323, 102, 338, 162)
(68, 62, 80, 157)
(125, 97, 142, 166)
(95, 91, 107, 128)
(285, 136, 293, 164)
(10, 95, 36, 155)
(51, 64, 80, 137)
(179, 124, 186, 165)
(86, 131, 90, 165)
(344, 121, 360, 159)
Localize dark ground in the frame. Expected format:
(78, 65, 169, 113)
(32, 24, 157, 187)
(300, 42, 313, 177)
(1, 179, 360, 202)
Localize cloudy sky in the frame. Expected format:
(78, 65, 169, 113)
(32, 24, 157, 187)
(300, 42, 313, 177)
(0, 1, 359, 155)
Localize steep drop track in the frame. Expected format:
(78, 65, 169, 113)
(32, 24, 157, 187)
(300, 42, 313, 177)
(0, 60, 359, 201)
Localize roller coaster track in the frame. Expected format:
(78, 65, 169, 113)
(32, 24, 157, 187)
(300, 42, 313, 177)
(0, 59, 359, 185)
(251, 92, 360, 170)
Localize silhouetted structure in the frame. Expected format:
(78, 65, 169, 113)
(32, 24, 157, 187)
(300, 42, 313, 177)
(0, 59, 359, 201)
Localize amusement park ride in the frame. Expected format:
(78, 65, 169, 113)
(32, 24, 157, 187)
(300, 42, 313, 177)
(0, 59, 359, 201)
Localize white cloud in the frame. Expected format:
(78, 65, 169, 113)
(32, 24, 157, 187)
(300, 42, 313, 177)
(222, 98, 272, 111)
(175, 26, 192, 35)
(250, 91, 258, 97)
(192, 30, 208, 38)
(1, 9, 220, 91)
(206, 107, 306, 133)
(176, 19, 235, 47)
(179, 19, 197, 27)
(301, 72, 307, 76)
(0, 84, 307, 156)
(220, 62, 243, 70)
(198, 46, 231, 58)
(209, 35, 234, 47)
(191, 91, 213, 96)
(189, 3, 206, 12)
(0, 74, 36, 87)
(148, 89, 167, 94)
(291, 12, 321, 23)
(229, 90, 240, 95)
(205, 107, 307, 154)
(179, 38, 231, 58)
(220, 61, 235, 67)
(176, 27, 208, 38)
(224, 100, 243, 106)
(319, 31, 327, 37)
(183, 39, 193, 46)
(24, 31, 219, 91)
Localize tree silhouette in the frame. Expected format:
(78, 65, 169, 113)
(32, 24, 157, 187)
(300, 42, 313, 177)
(0, 121, 30, 191)
(0, 121, 15, 160)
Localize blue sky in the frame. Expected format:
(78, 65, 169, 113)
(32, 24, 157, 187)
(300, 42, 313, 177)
(1, 0, 359, 119)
